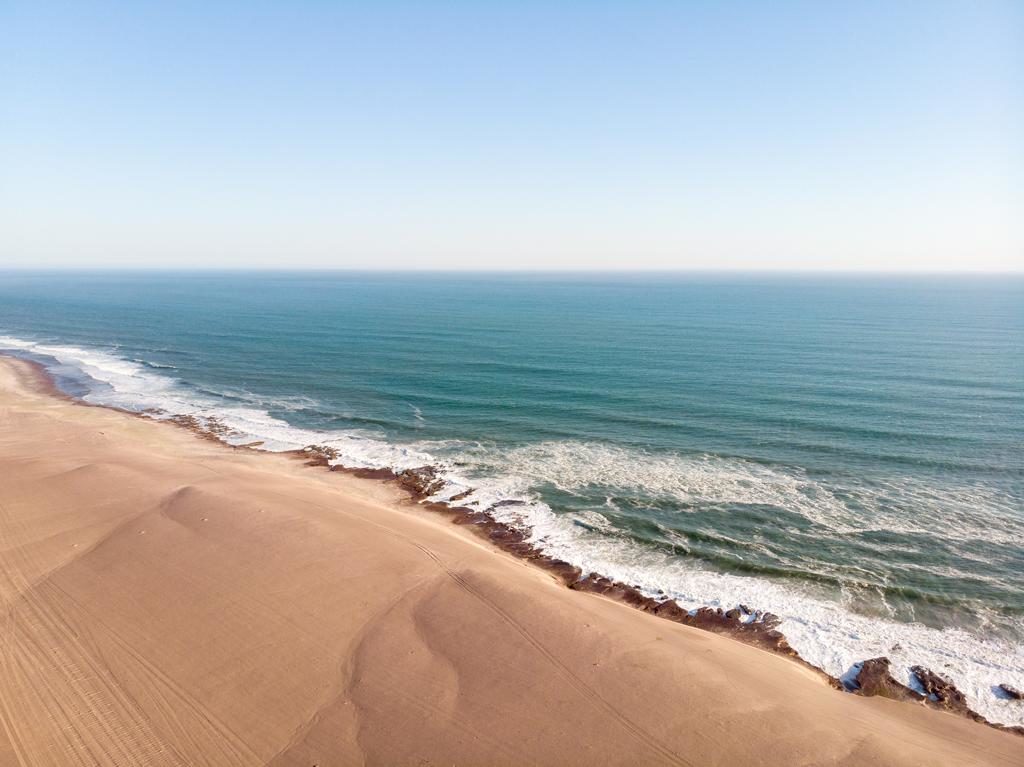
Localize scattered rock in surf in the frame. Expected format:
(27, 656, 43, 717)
(849, 657, 923, 703)
(167, 413, 234, 441)
(301, 444, 340, 466)
(998, 684, 1023, 701)
(200, 415, 231, 436)
(565, 582, 801, 658)
(847, 659, 1002, 729)
(535, 557, 583, 585)
(911, 665, 970, 713)
(448, 489, 474, 502)
(338, 466, 398, 481)
(648, 599, 686, 621)
(488, 499, 527, 509)
(431, 502, 582, 584)
(168, 414, 201, 431)
(395, 465, 446, 497)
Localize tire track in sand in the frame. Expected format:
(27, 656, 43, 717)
(407, 539, 694, 767)
(0, 496, 189, 766)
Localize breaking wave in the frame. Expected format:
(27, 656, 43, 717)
(2, 333, 1022, 726)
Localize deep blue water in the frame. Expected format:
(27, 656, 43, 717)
(1, 270, 1022, 721)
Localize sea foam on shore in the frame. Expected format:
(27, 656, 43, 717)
(2, 333, 1023, 727)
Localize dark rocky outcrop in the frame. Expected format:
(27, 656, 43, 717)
(394, 465, 446, 497)
(569, 574, 660, 611)
(167, 413, 234, 441)
(998, 684, 1023, 701)
(566, 577, 810, 664)
(424, 502, 583, 585)
(342, 466, 399, 481)
(912, 666, 971, 714)
(844, 659, 1024, 735)
(848, 657, 923, 703)
(299, 444, 340, 466)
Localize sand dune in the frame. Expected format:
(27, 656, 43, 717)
(0, 356, 1020, 766)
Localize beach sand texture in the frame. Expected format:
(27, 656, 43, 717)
(0, 356, 1021, 767)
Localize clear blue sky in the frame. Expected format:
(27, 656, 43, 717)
(2, 1, 1021, 270)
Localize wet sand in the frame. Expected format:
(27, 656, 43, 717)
(0, 355, 1021, 766)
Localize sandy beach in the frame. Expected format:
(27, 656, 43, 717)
(0, 355, 1020, 767)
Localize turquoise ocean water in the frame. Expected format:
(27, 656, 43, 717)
(1, 271, 1021, 723)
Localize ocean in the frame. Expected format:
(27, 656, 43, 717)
(1, 270, 1021, 725)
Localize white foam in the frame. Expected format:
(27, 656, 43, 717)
(0, 335, 423, 467)
(416, 445, 1024, 725)
(135, 358, 177, 370)
(466, 496, 1024, 726)
(409, 404, 426, 427)
(3, 334, 1022, 726)
(443, 440, 1023, 545)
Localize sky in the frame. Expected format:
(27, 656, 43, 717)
(1, 1, 1021, 271)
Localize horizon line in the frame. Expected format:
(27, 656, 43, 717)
(1, 267, 1023, 277)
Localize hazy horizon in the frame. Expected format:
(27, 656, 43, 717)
(3, 1, 1021, 272)
(3, 267, 1024, 276)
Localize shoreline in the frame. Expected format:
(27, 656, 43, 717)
(1, 353, 1022, 764)
(9, 353, 1024, 736)
(3, 339, 1023, 728)
(297, 438, 1024, 736)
